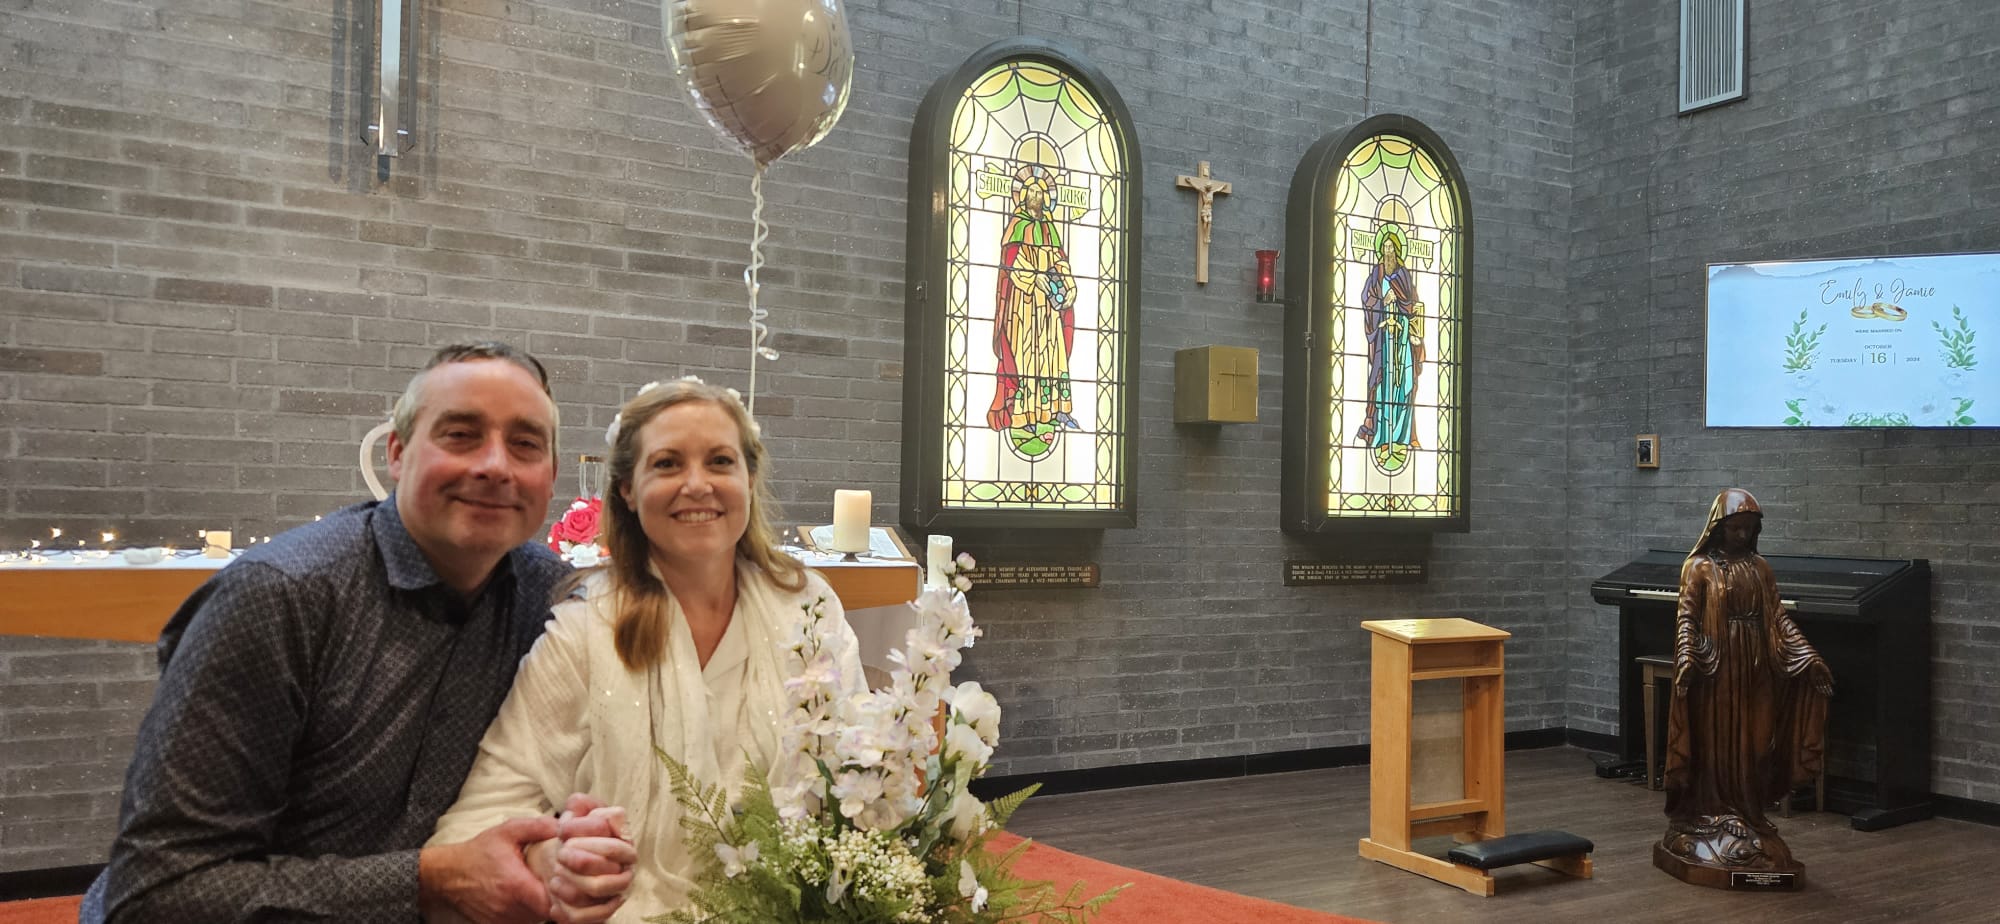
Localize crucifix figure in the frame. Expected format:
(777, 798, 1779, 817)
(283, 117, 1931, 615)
(1175, 161, 1230, 284)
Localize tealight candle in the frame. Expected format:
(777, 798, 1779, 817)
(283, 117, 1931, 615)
(927, 534, 953, 588)
(831, 490, 870, 554)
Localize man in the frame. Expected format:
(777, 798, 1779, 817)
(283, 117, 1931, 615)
(83, 343, 608, 923)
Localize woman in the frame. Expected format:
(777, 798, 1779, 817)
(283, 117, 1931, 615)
(1658, 488, 1832, 881)
(428, 379, 864, 921)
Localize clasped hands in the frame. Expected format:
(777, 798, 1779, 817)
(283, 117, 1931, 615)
(419, 792, 635, 924)
(531, 793, 637, 924)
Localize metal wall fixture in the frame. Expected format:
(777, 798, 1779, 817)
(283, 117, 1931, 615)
(363, 0, 414, 159)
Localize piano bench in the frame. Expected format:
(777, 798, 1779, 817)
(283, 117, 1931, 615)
(1447, 831, 1594, 878)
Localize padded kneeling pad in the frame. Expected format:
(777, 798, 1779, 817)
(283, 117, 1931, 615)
(1445, 830, 1594, 870)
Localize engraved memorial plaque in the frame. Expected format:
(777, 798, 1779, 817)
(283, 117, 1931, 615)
(1284, 560, 1427, 585)
(962, 563, 1099, 589)
(1729, 870, 1800, 890)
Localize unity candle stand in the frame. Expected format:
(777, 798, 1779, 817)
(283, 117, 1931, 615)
(1358, 617, 1592, 895)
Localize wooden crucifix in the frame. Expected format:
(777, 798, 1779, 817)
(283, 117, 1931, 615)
(1175, 161, 1230, 284)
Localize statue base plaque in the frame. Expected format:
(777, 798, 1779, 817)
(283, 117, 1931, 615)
(1652, 842, 1802, 891)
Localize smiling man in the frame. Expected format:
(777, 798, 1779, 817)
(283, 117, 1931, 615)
(83, 343, 585, 924)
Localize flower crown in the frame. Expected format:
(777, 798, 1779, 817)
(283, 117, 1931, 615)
(604, 375, 756, 447)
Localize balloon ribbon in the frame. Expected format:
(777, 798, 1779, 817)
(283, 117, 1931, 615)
(744, 162, 777, 416)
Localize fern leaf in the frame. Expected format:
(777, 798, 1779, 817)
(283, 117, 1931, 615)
(985, 783, 1041, 829)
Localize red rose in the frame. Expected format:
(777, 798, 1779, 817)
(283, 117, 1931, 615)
(547, 496, 603, 550)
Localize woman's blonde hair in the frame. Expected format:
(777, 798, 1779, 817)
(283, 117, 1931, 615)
(568, 379, 805, 670)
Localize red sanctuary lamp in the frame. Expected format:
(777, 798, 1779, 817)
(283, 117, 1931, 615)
(1255, 249, 1279, 303)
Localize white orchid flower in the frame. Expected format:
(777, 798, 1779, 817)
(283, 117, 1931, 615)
(950, 681, 1003, 745)
(946, 786, 988, 840)
(714, 839, 758, 878)
(830, 769, 884, 819)
(943, 722, 993, 767)
(958, 860, 989, 912)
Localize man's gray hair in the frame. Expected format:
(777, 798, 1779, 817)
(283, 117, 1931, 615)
(390, 342, 558, 443)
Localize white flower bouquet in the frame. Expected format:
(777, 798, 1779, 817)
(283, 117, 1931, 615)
(656, 586, 1120, 923)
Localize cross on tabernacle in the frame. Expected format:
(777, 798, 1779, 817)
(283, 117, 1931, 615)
(1214, 351, 1256, 418)
(1175, 161, 1231, 284)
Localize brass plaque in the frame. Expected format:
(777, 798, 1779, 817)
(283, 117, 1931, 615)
(963, 563, 1100, 589)
(1284, 560, 1427, 585)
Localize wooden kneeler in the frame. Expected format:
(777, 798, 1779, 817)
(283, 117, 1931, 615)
(1358, 618, 1593, 896)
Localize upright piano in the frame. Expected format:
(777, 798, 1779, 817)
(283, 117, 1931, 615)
(1591, 550, 1931, 831)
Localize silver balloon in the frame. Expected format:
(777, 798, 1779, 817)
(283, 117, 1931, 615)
(664, 0, 855, 166)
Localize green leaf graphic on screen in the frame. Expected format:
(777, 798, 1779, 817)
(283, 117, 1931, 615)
(1932, 306, 1977, 370)
(1783, 309, 1826, 373)
(1782, 398, 1810, 427)
(1844, 411, 1912, 427)
(1949, 398, 1975, 427)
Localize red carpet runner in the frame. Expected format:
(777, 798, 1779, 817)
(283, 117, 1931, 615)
(0, 896, 78, 924)
(992, 832, 1380, 924)
(2, 840, 1379, 924)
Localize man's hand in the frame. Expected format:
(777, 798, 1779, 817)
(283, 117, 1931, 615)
(419, 816, 559, 924)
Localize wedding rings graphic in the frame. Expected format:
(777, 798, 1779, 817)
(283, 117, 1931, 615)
(1850, 301, 1909, 322)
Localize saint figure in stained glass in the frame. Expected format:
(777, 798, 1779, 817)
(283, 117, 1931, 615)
(1356, 225, 1424, 473)
(990, 163, 1080, 447)
(902, 40, 1141, 528)
(1281, 114, 1469, 535)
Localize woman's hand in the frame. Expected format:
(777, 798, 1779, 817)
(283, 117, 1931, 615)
(1806, 660, 1834, 696)
(536, 799, 635, 924)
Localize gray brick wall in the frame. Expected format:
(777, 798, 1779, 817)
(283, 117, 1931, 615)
(2, 0, 1579, 870)
(1566, 0, 2000, 803)
(6, 0, 1568, 869)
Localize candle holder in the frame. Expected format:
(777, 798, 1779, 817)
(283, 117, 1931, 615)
(1255, 249, 1279, 303)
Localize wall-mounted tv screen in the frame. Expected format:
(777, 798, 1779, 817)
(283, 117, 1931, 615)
(1706, 252, 1997, 428)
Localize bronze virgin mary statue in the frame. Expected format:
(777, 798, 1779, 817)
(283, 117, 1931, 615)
(1656, 488, 1833, 889)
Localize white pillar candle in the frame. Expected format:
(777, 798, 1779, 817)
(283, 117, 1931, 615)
(927, 534, 953, 588)
(831, 490, 871, 553)
(203, 529, 233, 559)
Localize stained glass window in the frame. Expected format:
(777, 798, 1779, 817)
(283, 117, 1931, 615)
(902, 41, 1140, 529)
(1283, 116, 1469, 534)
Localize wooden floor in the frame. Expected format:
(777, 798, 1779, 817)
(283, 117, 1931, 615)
(1006, 747, 1998, 923)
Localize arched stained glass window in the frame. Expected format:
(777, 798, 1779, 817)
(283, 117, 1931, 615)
(1282, 115, 1470, 535)
(902, 39, 1141, 530)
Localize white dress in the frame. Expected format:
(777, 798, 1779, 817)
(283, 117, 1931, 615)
(426, 562, 863, 922)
